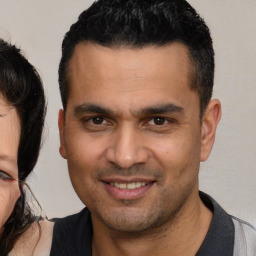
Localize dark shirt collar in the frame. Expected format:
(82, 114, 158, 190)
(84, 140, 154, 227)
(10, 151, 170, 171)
(196, 191, 234, 256)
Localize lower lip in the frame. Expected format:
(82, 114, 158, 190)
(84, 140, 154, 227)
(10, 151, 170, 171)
(103, 182, 155, 200)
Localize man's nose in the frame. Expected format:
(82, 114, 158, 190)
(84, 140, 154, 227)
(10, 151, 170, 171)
(105, 125, 149, 169)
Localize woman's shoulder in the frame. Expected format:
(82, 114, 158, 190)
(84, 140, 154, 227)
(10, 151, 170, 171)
(9, 220, 54, 256)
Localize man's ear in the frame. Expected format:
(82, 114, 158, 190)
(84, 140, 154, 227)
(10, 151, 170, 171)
(200, 99, 221, 162)
(58, 109, 67, 159)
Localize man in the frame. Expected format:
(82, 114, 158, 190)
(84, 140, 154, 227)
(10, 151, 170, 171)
(51, 0, 256, 255)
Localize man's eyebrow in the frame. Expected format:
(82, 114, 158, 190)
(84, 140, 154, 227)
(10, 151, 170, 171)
(74, 103, 115, 116)
(139, 103, 184, 115)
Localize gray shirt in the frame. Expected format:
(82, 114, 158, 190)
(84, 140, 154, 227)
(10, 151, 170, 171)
(233, 216, 256, 255)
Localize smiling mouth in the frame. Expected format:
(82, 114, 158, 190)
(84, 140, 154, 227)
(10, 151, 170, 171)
(102, 179, 155, 200)
(109, 182, 147, 190)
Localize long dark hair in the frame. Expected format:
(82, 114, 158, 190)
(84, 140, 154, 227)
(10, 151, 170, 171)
(0, 39, 46, 255)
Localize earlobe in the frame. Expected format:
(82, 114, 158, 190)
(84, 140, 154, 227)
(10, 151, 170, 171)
(58, 109, 67, 159)
(200, 99, 221, 162)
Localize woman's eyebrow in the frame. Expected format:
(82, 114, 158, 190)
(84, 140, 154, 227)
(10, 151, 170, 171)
(0, 106, 15, 117)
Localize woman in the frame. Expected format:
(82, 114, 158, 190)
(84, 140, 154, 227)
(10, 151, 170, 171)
(0, 39, 52, 255)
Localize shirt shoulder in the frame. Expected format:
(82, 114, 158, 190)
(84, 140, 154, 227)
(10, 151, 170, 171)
(50, 208, 92, 256)
(231, 216, 256, 256)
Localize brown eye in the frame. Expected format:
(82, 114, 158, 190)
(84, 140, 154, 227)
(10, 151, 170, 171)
(92, 117, 104, 125)
(153, 117, 166, 125)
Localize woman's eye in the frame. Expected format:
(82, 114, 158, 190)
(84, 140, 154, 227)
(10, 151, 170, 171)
(0, 170, 13, 181)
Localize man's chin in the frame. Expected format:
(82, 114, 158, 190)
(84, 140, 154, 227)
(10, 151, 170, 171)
(92, 207, 167, 234)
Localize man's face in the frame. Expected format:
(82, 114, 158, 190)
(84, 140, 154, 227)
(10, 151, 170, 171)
(59, 42, 218, 233)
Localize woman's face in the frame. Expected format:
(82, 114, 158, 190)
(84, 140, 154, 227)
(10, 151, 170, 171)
(0, 94, 21, 235)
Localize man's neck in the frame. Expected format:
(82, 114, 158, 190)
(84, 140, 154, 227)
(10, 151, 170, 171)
(91, 192, 212, 256)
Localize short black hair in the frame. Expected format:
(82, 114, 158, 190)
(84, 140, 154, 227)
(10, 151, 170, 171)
(59, 0, 214, 116)
(0, 39, 46, 254)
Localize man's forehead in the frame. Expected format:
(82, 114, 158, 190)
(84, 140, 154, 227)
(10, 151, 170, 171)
(69, 41, 192, 74)
(67, 42, 194, 93)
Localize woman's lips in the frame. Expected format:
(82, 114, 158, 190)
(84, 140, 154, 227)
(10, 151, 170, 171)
(102, 180, 155, 200)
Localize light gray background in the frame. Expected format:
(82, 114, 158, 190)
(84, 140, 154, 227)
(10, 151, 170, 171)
(0, 1, 255, 225)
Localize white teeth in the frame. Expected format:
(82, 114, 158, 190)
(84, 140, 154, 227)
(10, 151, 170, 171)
(119, 183, 126, 189)
(127, 183, 136, 189)
(110, 182, 147, 190)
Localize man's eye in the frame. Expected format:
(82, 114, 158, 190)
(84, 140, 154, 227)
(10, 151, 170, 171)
(148, 117, 168, 126)
(82, 116, 112, 131)
(91, 116, 105, 125)
(0, 170, 13, 181)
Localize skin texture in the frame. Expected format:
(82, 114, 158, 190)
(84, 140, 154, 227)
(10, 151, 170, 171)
(0, 94, 21, 235)
(9, 220, 54, 256)
(59, 42, 221, 256)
